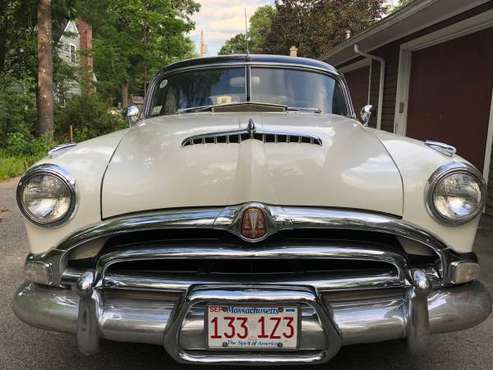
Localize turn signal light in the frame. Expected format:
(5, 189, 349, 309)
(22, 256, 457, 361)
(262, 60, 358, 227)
(25, 261, 53, 285)
(450, 261, 480, 285)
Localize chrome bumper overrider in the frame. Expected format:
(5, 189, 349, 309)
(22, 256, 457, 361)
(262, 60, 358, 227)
(12, 205, 493, 365)
(13, 280, 491, 364)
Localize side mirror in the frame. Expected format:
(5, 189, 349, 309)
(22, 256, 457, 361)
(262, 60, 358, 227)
(126, 105, 140, 126)
(360, 104, 374, 127)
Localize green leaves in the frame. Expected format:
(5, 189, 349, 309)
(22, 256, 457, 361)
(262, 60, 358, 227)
(55, 95, 126, 142)
(219, 34, 249, 55)
(89, 0, 200, 100)
(219, 5, 276, 55)
(252, 0, 386, 59)
(220, 0, 388, 59)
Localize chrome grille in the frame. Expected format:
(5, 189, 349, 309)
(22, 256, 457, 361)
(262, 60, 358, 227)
(181, 119, 322, 147)
(182, 132, 322, 146)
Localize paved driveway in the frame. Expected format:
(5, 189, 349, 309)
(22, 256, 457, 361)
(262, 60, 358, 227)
(1, 177, 492, 369)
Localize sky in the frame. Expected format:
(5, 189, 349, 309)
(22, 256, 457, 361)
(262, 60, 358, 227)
(190, 0, 274, 57)
(191, 0, 400, 56)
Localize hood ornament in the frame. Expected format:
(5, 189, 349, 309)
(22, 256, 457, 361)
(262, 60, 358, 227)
(247, 119, 256, 137)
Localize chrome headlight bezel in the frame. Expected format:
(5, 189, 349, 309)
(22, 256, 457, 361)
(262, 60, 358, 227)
(16, 164, 77, 227)
(426, 162, 486, 226)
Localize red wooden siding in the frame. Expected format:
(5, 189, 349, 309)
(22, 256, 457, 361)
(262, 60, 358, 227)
(344, 66, 370, 117)
(406, 27, 493, 172)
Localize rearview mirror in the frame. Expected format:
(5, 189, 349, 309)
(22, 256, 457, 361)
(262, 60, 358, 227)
(360, 105, 374, 127)
(126, 105, 140, 126)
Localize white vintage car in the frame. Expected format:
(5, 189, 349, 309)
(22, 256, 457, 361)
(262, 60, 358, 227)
(13, 55, 491, 365)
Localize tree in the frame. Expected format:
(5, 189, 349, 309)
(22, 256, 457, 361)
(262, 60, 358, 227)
(0, 0, 78, 141)
(0, 0, 199, 147)
(263, 0, 387, 58)
(219, 34, 248, 55)
(0, 0, 77, 77)
(219, 5, 276, 55)
(37, 0, 55, 139)
(249, 5, 277, 53)
(82, 0, 199, 107)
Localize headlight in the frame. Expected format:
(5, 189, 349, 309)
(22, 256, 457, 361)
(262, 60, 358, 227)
(17, 164, 76, 226)
(426, 163, 485, 225)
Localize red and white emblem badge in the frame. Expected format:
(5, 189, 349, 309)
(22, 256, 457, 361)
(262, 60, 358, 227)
(240, 207, 267, 241)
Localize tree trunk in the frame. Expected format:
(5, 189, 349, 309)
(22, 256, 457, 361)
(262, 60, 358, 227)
(143, 66, 148, 96)
(36, 0, 54, 140)
(122, 81, 129, 109)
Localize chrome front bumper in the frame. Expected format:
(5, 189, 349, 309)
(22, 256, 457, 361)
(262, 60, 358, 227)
(13, 280, 491, 365)
(13, 205, 493, 364)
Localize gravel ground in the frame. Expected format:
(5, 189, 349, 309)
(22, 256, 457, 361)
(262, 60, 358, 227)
(0, 177, 492, 370)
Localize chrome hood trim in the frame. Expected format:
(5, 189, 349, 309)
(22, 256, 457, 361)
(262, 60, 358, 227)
(54, 205, 447, 252)
(181, 118, 323, 147)
(33, 205, 460, 286)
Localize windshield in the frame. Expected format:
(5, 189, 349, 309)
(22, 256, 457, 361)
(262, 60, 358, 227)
(148, 66, 348, 116)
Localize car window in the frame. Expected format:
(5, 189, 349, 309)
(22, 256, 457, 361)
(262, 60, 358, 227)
(149, 68, 246, 116)
(148, 66, 348, 116)
(250, 67, 348, 115)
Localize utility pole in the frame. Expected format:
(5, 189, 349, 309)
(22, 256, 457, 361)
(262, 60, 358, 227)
(200, 30, 207, 57)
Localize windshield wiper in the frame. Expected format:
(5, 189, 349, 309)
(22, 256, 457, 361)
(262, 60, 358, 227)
(178, 102, 322, 114)
(287, 106, 322, 113)
(177, 104, 217, 113)
(178, 102, 288, 113)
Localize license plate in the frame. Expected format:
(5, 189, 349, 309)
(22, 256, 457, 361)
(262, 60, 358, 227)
(207, 305, 298, 350)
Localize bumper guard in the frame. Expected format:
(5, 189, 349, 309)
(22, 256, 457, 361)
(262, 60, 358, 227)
(13, 278, 491, 365)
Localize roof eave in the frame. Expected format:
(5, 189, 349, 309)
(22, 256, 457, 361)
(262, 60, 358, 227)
(325, 0, 489, 66)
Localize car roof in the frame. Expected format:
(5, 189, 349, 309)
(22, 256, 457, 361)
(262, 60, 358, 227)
(159, 54, 338, 75)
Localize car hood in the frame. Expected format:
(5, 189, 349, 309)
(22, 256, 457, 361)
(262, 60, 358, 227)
(101, 112, 403, 218)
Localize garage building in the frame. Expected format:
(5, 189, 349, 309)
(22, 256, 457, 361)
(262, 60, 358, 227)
(325, 0, 493, 215)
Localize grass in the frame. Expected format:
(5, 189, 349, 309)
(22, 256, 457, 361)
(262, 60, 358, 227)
(0, 152, 43, 181)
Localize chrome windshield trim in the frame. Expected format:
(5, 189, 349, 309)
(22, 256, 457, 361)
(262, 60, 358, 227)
(143, 62, 355, 119)
(156, 62, 340, 78)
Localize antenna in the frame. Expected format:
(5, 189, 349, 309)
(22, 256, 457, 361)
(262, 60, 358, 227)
(244, 8, 250, 54)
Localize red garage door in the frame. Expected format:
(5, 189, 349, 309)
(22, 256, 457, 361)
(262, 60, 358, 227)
(407, 27, 493, 171)
(344, 66, 370, 116)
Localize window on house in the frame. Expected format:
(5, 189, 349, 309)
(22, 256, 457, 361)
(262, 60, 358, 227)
(70, 45, 77, 63)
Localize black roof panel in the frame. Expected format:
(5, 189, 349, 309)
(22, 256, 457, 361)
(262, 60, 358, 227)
(159, 54, 337, 74)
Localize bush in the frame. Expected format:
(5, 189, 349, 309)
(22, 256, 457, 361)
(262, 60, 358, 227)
(0, 133, 50, 181)
(0, 74, 37, 149)
(56, 95, 126, 142)
(0, 154, 41, 181)
(4, 132, 50, 157)
(0, 75, 126, 181)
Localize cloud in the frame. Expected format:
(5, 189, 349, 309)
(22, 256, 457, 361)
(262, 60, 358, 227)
(191, 0, 273, 55)
(191, 0, 399, 55)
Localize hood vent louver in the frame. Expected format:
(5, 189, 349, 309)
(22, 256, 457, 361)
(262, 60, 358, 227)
(182, 119, 322, 147)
